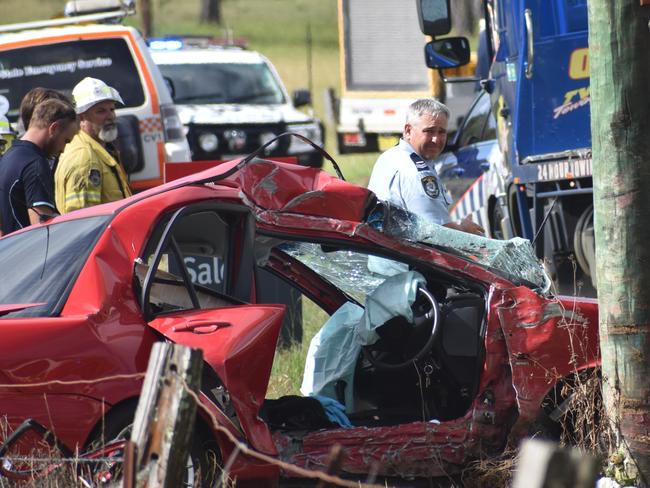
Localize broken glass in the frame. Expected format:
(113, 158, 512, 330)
(279, 243, 403, 304)
(372, 202, 551, 293)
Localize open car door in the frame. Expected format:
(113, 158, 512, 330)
(146, 305, 285, 455)
(138, 202, 286, 454)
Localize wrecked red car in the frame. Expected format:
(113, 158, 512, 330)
(0, 156, 599, 485)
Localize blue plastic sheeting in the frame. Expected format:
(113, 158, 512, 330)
(301, 271, 426, 413)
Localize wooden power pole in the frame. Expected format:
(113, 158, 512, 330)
(141, 0, 153, 38)
(589, 0, 650, 483)
(200, 0, 222, 24)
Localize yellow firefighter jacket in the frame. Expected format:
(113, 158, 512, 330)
(55, 130, 132, 214)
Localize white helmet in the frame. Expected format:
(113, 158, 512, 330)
(72, 77, 124, 114)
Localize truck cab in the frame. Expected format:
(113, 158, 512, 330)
(332, 0, 476, 155)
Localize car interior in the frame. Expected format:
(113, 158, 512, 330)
(269, 242, 488, 428)
(136, 203, 489, 430)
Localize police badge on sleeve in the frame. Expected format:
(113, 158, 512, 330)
(421, 175, 440, 199)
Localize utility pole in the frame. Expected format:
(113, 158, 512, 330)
(141, 0, 152, 38)
(589, 0, 650, 483)
(200, 0, 222, 24)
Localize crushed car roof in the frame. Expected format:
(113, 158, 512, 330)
(24, 157, 550, 292)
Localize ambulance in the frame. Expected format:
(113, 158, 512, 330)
(0, 0, 191, 191)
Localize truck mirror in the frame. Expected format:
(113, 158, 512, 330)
(416, 0, 452, 36)
(292, 89, 312, 108)
(424, 37, 471, 70)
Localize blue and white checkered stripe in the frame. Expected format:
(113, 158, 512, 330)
(449, 173, 488, 229)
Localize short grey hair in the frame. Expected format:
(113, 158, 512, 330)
(405, 98, 450, 125)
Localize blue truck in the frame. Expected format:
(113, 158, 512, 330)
(417, 0, 594, 296)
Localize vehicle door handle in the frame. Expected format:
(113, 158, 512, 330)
(451, 167, 465, 177)
(173, 320, 231, 333)
(524, 8, 534, 79)
(480, 162, 490, 172)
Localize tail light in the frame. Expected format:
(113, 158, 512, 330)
(160, 104, 185, 142)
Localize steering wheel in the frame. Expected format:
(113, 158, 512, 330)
(362, 285, 441, 371)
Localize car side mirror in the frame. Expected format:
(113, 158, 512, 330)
(416, 0, 452, 36)
(424, 37, 471, 70)
(292, 89, 312, 108)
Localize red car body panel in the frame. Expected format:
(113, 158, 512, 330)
(0, 316, 150, 448)
(0, 158, 600, 483)
(499, 290, 600, 438)
(149, 306, 285, 455)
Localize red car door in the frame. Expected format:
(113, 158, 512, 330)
(146, 304, 285, 456)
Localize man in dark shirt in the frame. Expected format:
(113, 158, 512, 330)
(0, 98, 77, 236)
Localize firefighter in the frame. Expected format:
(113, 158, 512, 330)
(0, 95, 14, 156)
(0, 114, 14, 156)
(55, 77, 132, 214)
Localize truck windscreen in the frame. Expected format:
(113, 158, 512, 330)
(0, 38, 145, 121)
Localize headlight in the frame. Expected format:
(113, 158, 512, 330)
(289, 123, 322, 144)
(259, 131, 279, 153)
(288, 123, 323, 153)
(198, 132, 219, 152)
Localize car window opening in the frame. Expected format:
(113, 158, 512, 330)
(133, 199, 546, 435)
(0, 216, 110, 317)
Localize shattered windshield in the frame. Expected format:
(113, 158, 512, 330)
(280, 243, 406, 304)
(370, 202, 551, 293)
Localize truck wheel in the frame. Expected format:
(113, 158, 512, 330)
(490, 201, 505, 240)
(573, 205, 595, 280)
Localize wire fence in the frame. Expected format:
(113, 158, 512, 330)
(0, 369, 384, 488)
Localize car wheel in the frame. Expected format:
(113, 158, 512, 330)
(85, 404, 222, 487)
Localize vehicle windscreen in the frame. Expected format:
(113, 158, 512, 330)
(280, 243, 404, 305)
(375, 203, 551, 293)
(158, 62, 286, 105)
(0, 216, 109, 317)
(0, 38, 145, 121)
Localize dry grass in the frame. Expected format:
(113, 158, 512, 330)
(458, 449, 518, 488)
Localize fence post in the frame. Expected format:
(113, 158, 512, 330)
(315, 444, 344, 488)
(130, 342, 203, 487)
(512, 438, 600, 488)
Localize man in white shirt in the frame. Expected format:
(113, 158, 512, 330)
(368, 98, 484, 235)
